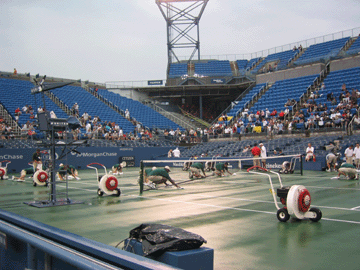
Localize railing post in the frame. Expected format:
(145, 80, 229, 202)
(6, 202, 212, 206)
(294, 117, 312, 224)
(27, 243, 36, 270)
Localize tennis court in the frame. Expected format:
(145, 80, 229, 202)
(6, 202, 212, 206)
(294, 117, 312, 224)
(1, 166, 360, 270)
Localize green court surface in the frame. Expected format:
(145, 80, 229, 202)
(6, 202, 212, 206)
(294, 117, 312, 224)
(1, 167, 360, 270)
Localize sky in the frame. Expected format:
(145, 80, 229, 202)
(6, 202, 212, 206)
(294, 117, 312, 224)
(1, 0, 360, 84)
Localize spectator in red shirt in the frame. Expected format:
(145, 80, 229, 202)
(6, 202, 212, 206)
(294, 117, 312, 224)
(270, 109, 277, 116)
(278, 110, 285, 120)
(251, 143, 261, 167)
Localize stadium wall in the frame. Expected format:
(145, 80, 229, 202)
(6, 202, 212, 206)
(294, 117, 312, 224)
(256, 63, 324, 84)
(0, 147, 172, 173)
(0, 147, 325, 173)
(330, 54, 360, 72)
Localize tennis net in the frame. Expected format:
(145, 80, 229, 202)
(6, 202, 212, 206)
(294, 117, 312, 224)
(139, 154, 302, 194)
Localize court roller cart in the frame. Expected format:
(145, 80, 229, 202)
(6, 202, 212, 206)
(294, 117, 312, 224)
(247, 166, 322, 222)
(33, 163, 49, 187)
(87, 163, 121, 197)
(0, 160, 11, 180)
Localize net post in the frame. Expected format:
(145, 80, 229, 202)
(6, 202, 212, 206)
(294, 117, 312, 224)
(140, 160, 144, 195)
(300, 154, 303, 176)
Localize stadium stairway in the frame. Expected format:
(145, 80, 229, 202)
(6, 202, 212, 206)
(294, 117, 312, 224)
(0, 103, 21, 134)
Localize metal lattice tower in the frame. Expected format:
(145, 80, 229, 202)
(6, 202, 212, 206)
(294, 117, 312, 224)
(156, 0, 208, 65)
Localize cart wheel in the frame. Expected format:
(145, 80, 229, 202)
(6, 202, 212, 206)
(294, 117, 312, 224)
(97, 188, 104, 197)
(277, 208, 290, 222)
(309, 207, 322, 222)
(115, 188, 121, 197)
(33, 182, 37, 187)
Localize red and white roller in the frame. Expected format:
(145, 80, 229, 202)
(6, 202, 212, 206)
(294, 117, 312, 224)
(247, 165, 322, 223)
(87, 163, 121, 197)
(33, 170, 49, 186)
(0, 160, 11, 180)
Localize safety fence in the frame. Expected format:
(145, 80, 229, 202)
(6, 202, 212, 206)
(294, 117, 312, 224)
(0, 210, 178, 270)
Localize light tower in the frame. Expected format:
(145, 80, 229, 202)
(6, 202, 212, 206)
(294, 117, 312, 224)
(156, 0, 209, 65)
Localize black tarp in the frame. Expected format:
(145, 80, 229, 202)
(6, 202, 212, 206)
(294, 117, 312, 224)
(127, 223, 207, 257)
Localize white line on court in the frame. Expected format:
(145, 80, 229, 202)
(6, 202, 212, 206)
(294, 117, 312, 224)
(57, 181, 360, 224)
(127, 194, 360, 225)
(195, 194, 360, 212)
(351, 206, 360, 210)
(306, 185, 360, 191)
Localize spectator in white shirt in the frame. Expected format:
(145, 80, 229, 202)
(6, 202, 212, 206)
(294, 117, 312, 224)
(353, 143, 360, 169)
(344, 145, 354, 164)
(305, 143, 314, 162)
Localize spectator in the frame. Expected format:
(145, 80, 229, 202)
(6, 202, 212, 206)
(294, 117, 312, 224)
(305, 143, 314, 162)
(125, 109, 130, 120)
(173, 147, 180, 158)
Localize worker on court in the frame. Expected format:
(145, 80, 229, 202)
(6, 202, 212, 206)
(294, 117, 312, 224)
(326, 152, 339, 172)
(214, 162, 233, 177)
(58, 163, 68, 181)
(142, 166, 157, 188)
(147, 166, 183, 189)
(111, 163, 124, 175)
(189, 162, 207, 178)
(67, 164, 80, 180)
(12, 164, 47, 182)
(32, 149, 42, 172)
(334, 163, 359, 180)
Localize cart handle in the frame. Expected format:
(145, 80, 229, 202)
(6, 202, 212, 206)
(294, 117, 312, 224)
(0, 160, 11, 164)
(86, 163, 105, 167)
(247, 166, 268, 172)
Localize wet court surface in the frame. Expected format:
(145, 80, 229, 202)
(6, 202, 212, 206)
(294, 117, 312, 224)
(1, 168, 360, 270)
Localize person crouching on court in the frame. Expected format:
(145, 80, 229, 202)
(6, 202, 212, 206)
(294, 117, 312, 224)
(214, 162, 232, 177)
(147, 166, 183, 189)
(336, 163, 359, 180)
(13, 166, 36, 181)
(190, 162, 207, 178)
(13, 164, 48, 181)
(58, 163, 68, 181)
(112, 163, 123, 175)
(67, 165, 80, 180)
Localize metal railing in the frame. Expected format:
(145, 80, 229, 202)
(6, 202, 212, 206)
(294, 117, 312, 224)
(146, 103, 197, 130)
(176, 27, 360, 61)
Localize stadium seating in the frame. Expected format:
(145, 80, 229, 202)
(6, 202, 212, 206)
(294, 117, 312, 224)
(50, 86, 135, 133)
(96, 89, 183, 131)
(346, 36, 360, 55)
(250, 49, 299, 74)
(194, 60, 232, 77)
(312, 66, 360, 110)
(0, 78, 68, 127)
(168, 63, 188, 78)
(181, 134, 343, 158)
(251, 75, 318, 113)
(294, 37, 350, 66)
(227, 83, 266, 119)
